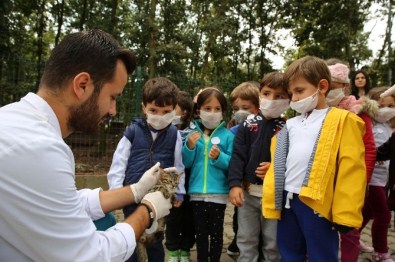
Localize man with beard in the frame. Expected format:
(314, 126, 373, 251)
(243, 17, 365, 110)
(0, 29, 173, 261)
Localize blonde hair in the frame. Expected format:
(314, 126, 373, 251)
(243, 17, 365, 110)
(230, 82, 260, 108)
(368, 86, 395, 102)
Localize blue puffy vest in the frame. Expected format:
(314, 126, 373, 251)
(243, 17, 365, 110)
(122, 118, 177, 186)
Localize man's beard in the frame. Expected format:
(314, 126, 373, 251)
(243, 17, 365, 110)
(68, 91, 104, 134)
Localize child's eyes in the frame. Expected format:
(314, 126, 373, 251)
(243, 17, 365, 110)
(202, 107, 221, 112)
(276, 94, 288, 99)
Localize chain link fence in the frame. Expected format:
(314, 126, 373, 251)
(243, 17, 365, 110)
(1, 60, 239, 173)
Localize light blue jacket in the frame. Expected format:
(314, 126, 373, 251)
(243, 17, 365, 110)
(182, 120, 234, 194)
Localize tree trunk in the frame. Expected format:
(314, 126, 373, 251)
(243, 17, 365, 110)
(35, 0, 46, 90)
(55, 0, 65, 46)
(109, 0, 118, 35)
(147, 0, 158, 78)
(79, 0, 88, 31)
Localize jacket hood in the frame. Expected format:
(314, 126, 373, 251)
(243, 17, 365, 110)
(338, 95, 378, 118)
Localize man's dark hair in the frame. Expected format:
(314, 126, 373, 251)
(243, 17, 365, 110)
(40, 29, 136, 93)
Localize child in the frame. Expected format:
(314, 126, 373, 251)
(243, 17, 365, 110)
(107, 77, 185, 262)
(172, 91, 195, 138)
(360, 86, 395, 261)
(228, 81, 260, 132)
(165, 90, 195, 262)
(228, 72, 289, 261)
(262, 56, 367, 261)
(182, 87, 234, 262)
(226, 81, 261, 257)
(326, 62, 377, 261)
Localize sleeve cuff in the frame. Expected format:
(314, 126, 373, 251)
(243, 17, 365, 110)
(176, 193, 184, 202)
(87, 188, 105, 220)
(109, 223, 136, 260)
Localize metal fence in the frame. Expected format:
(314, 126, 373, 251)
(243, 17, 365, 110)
(0, 66, 236, 172)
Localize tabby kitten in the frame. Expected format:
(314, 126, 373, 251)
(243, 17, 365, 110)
(136, 168, 181, 262)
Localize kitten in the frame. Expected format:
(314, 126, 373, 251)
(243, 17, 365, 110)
(136, 168, 181, 262)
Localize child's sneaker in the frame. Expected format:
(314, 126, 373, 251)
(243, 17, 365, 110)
(167, 250, 180, 262)
(227, 238, 239, 256)
(179, 250, 190, 262)
(372, 252, 394, 262)
(359, 240, 374, 253)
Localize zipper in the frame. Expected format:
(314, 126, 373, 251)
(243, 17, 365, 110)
(149, 129, 164, 166)
(202, 123, 222, 193)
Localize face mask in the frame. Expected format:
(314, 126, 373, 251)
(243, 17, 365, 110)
(172, 115, 182, 126)
(260, 98, 290, 118)
(233, 110, 252, 124)
(290, 91, 319, 114)
(147, 110, 176, 130)
(374, 107, 395, 123)
(326, 88, 345, 106)
(200, 110, 223, 129)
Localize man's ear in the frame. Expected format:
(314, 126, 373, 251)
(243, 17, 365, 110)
(72, 72, 94, 101)
(318, 79, 330, 95)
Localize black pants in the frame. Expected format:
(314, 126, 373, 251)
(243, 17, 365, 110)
(191, 201, 226, 262)
(165, 197, 196, 251)
(232, 206, 238, 234)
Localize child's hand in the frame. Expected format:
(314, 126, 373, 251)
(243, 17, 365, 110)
(187, 131, 201, 149)
(209, 145, 220, 160)
(229, 187, 245, 207)
(255, 162, 270, 180)
(173, 200, 182, 208)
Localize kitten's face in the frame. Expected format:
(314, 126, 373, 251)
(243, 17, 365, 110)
(157, 168, 181, 195)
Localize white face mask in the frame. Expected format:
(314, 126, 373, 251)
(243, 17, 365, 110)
(200, 110, 223, 129)
(260, 98, 290, 118)
(233, 110, 252, 124)
(374, 107, 395, 123)
(326, 88, 345, 106)
(171, 115, 182, 125)
(147, 110, 176, 130)
(290, 91, 319, 114)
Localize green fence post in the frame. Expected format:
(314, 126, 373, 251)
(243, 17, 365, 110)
(134, 66, 143, 117)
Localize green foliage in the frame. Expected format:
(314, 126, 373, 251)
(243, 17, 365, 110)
(280, 0, 374, 70)
(1, 0, 393, 114)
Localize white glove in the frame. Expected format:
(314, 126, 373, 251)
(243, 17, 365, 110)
(130, 162, 160, 203)
(380, 84, 395, 98)
(142, 191, 172, 221)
